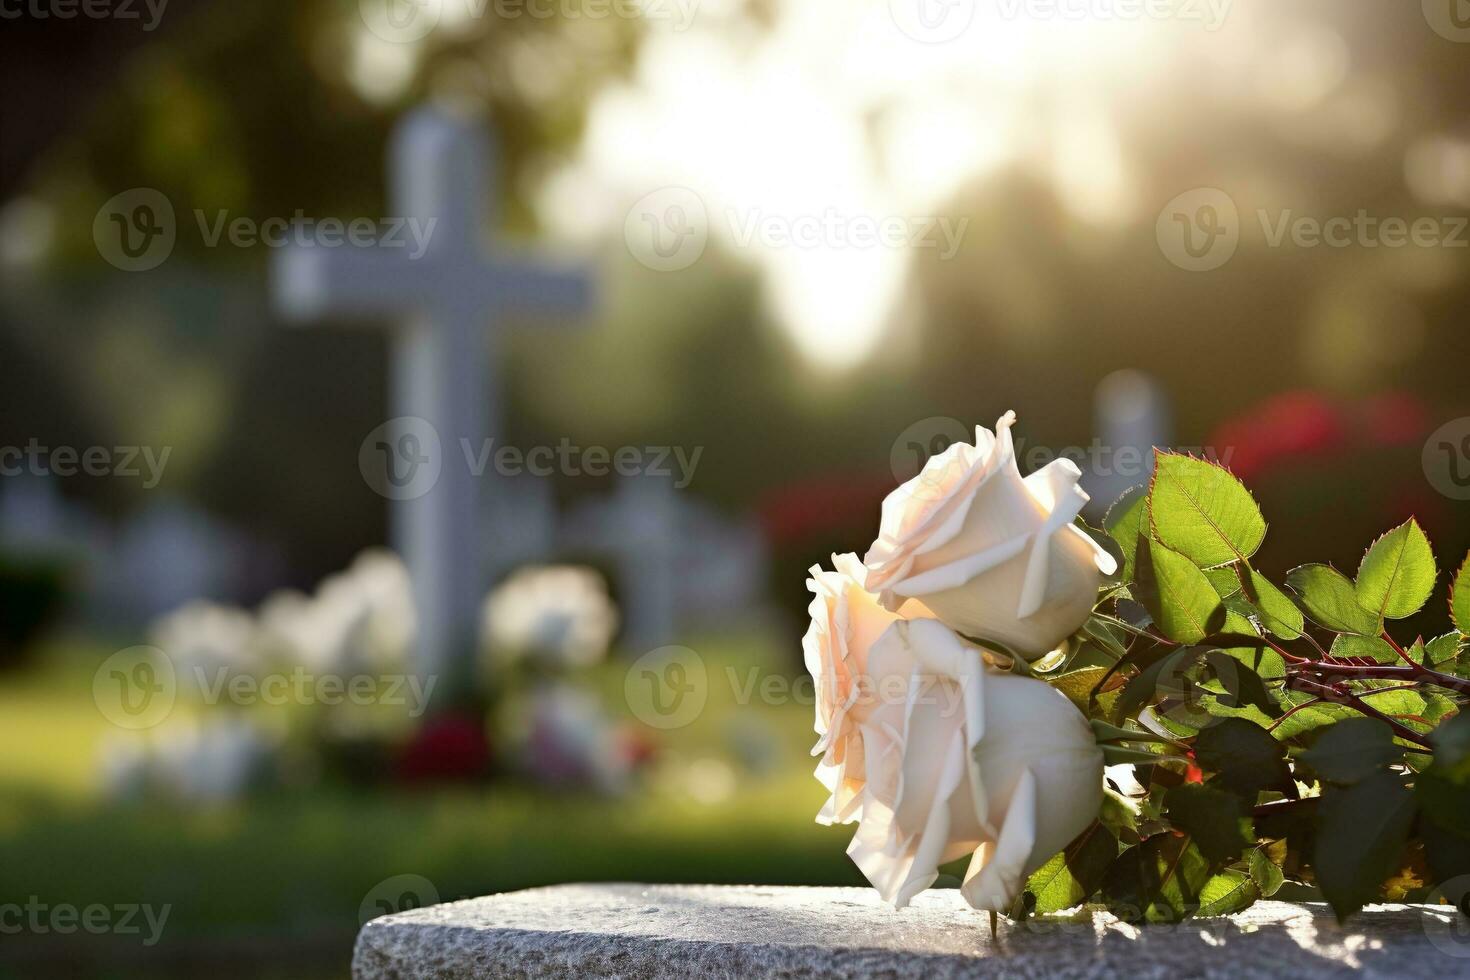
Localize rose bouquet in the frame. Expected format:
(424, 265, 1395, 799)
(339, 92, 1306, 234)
(803, 411, 1470, 924)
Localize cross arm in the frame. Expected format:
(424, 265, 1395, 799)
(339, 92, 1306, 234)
(272, 243, 442, 323)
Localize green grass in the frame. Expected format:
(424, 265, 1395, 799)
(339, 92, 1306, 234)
(0, 634, 862, 977)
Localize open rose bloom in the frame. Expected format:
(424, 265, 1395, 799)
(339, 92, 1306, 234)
(863, 411, 1116, 659)
(802, 413, 1107, 914)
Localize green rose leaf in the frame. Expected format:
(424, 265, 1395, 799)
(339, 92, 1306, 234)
(1022, 820, 1117, 914)
(1194, 870, 1259, 917)
(1052, 666, 1112, 713)
(1149, 452, 1267, 568)
(1193, 718, 1294, 800)
(1300, 718, 1402, 784)
(1243, 569, 1304, 640)
(1268, 692, 1358, 741)
(1422, 820, 1470, 911)
(1355, 519, 1437, 620)
(1139, 539, 1227, 644)
(1313, 773, 1417, 922)
(1194, 650, 1282, 720)
(1164, 784, 1251, 864)
(1425, 632, 1464, 668)
(1218, 643, 1287, 682)
(1453, 552, 1470, 635)
(1430, 711, 1470, 782)
(1417, 771, 1470, 838)
(1329, 634, 1400, 665)
(1099, 834, 1211, 923)
(1104, 486, 1149, 585)
(1116, 647, 1193, 721)
(1081, 617, 1130, 660)
(1285, 564, 1382, 636)
(1204, 565, 1244, 599)
(1248, 846, 1285, 897)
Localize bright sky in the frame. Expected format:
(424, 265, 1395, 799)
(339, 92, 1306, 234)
(538, 0, 1178, 369)
(347, 0, 1368, 371)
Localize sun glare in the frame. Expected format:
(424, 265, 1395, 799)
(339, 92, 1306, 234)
(539, 0, 1185, 369)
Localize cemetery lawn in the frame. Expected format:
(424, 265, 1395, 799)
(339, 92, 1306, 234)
(0, 634, 861, 978)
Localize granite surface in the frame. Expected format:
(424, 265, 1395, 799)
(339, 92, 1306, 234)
(351, 883, 1469, 979)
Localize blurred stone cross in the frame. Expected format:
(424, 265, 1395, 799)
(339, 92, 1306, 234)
(559, 475, 678, 650)
(271, 106, 593, 698)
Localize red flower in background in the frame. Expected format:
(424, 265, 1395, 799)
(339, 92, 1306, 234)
(394, 714, 491, 785)
(1210, 391, 1346, 482)
(1209, 390, 1429, 483)
(1358, 391, 1430, 448)
(757, 470, 894, 546)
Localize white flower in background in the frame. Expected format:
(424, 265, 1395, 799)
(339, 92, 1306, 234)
(154, 715, 273, 804)
(321, 549, 416, 672)
(804, 561, 1103, 912)
(97, 715, 275, 805)
(256, 549, 415, 673)
(97, 731, 151, 802)
(148, 600, 258, 689)
(481, 565, 619, 671)
(517, 683, 633, 795)
(863, 412, 1116, 659)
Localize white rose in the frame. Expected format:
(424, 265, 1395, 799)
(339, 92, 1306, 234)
(863, 411, 1116, 659)
(803, 565, 1103, 911)
(803, 553, 933, 824)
